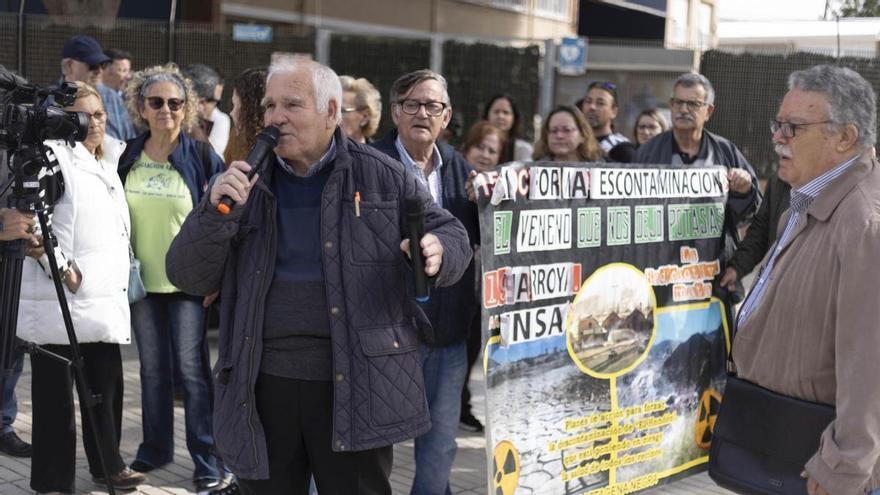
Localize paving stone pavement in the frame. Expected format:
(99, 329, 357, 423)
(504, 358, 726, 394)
(0, 334, 732, 494)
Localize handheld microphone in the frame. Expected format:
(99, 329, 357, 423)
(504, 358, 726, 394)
(404, 197, 430, 303)
(217, 125, 281, 215)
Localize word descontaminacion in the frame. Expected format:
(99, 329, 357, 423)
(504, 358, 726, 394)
(592, 168, 725, 199)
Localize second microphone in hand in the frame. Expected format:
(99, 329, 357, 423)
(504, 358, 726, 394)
(217, 125, 281, 215)
(404, 196, 430, 303)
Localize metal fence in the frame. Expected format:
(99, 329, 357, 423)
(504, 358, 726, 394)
(0, 12, 543, 146)
(702, 47, 880, 179)
(4, 11, 879, 179)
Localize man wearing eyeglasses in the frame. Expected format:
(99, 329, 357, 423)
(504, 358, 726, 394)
(733, 64, 880, 495)
(579, 81, 636, 162)
(635, 72, 760, 307)
(373, 70, 479, 495)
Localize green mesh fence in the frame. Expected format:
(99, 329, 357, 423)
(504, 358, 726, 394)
(442, 41, 541, 146)
(329, 34, 432, 141)
(18, 15, 169, 86)
(8, 11, 880, 181)
(701, 49, 880, 179)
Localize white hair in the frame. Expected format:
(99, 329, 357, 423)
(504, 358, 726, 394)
(788, 64, 876, 149)
(267, 56, 342, 124)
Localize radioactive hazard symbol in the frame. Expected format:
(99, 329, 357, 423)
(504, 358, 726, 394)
(493, 440, 521, 495)
(695, 388, 722, 450)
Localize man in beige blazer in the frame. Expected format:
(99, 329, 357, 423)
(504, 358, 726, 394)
(733, 64, 880, 495)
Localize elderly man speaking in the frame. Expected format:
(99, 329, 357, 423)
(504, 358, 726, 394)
(166, 56, 471, 495)
(733, 64, 880, 495)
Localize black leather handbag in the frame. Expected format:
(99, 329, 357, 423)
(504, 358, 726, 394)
(708, 375, 836, 495)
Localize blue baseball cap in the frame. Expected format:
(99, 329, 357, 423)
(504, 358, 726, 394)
(61, 35, 111, 67)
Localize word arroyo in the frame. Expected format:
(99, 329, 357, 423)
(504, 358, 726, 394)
(483, 262, 583, 309)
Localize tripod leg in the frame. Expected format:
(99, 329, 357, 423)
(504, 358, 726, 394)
(0, 239, 27, 416)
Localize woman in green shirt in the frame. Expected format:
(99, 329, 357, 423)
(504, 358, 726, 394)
(118, 64, 228, 493)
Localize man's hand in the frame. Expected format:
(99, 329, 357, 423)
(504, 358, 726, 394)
(728, 168, 752, 195)
(400, 233, 444, 277)
(0, 208, 37, 242)
(719, 267, 738, 291)
(209, 160, 259, 208)
(802, 471, 833, 495)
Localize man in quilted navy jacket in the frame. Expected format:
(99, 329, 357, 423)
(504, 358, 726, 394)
(166, 56, 471, 495)
(372, 70, 479, 495)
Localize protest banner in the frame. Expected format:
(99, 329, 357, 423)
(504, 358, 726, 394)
(476, 162, 732, 495)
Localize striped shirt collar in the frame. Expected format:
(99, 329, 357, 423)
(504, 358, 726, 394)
(789, 153, 859, 213)
(394, 136, 443, 175)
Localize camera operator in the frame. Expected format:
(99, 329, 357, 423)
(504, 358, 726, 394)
(0, 149, 36, 459)
(15, 82, 146, 493)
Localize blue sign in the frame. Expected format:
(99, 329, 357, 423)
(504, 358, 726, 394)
(233, 24, 273, 43)
(558, 37, 587, 76)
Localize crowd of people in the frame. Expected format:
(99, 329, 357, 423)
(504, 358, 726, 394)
(0, 31, 877, 495)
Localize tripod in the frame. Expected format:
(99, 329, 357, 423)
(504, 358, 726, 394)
(0, 144, 117, 494)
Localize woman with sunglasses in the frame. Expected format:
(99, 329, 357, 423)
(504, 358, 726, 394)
(119, 64, 229, 493)
(532, 105, 603, 162)
(18, 81, 148, 494)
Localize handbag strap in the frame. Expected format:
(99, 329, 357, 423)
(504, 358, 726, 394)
(120, 212, 135, 262)
(723, 289, 738, 376)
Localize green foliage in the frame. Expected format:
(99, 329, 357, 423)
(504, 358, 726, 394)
(838, 0, 880, 17)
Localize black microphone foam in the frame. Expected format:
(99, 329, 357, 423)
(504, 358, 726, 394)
(404, 197, 430, 303)
(217, 125, 281, 214)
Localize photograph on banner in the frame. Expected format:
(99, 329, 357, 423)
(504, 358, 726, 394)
(476, 161, 732, 495)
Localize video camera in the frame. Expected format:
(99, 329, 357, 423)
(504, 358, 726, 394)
(0, 65, 88, 149)
(0, 66, 90, 212)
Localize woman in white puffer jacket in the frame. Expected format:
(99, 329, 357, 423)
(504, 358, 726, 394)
(16, 81, 147, 494)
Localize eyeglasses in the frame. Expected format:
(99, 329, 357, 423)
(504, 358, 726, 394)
(396, 99, 447, 117)
(549, 126, 577, 135)
(637, 124, 661, 131)
(201, 97, 219, 104)
(770, 119, 834, 138)
(341, 106, 363, 114)
(670, 98, 707, 111)
(145, 96, 185, 111)
(82, 110, 107, 123)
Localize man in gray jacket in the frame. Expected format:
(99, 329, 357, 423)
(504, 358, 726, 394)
(636, 73, 760, 315)
(166, 56, 471, 495)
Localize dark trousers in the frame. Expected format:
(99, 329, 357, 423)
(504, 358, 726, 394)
(30, 342, 126, 493)
(460, 310, 482, 417)
(238, 373, 393, 495)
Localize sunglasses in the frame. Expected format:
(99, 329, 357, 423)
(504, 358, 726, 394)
(588, 81, 618, 102)
(590, 81, 617, 91)
(85, 61, 110, 72)
(145, 96, 185, 111)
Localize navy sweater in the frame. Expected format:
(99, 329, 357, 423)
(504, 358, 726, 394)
(261, 164, 333, 380)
